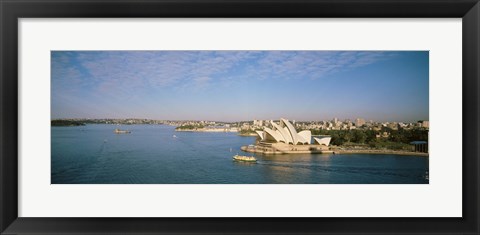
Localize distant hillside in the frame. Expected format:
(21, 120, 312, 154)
(51, 120, 86, 126)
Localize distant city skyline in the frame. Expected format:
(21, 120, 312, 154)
(52, 117, 427, 124)
(51, 51, 429, 122)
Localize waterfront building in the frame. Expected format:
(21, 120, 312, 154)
(243, 118, 332, 155)
(255, 118, 331, 146)
(410, 141, 428, 153)
(313, 136, 332, 146)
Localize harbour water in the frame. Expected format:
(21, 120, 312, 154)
(51, 124, 429, 184)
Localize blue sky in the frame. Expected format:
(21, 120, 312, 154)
(51, 51, 428, 122)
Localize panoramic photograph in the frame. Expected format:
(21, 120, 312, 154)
(51, 50, 429, 184)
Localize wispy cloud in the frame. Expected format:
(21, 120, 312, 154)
(250, 51, 396, 80)
(51, 51, 428, 121)
(51, 50, 398, 115)
(52, 51, 395, 96)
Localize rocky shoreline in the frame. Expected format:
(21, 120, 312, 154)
(241, 144, 428, 157)
(333, 149, 428, 157)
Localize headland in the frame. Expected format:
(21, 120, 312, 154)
(241, 142, 333, 155)
(240, 118, 428, 157)
(175, 127, 238, 133)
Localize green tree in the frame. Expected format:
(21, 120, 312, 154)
(353, 130, 367, 143)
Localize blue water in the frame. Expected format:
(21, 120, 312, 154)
(51, 124, 429, 184)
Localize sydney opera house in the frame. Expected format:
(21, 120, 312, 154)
(255, 118, 331, 146)
(242, 118, 332, 154)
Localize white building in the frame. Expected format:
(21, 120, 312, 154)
(355, 118, 365, 127)
(253, 119, 264, 127)
(313, 136, 332, 146)
(255, 118, 331, 146)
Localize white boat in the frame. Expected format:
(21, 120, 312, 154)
(114, 128, 131, 134)
(233, 155, 257, 162)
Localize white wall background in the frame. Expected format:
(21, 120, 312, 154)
(19, 18, 461, 217)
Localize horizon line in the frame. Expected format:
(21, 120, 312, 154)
(51, 117, 429, 123)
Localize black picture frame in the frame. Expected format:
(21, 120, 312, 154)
(1, 0, 479, 234)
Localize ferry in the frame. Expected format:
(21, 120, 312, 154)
(233, 154, 257, 162)
(114, 128, 131, 134)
